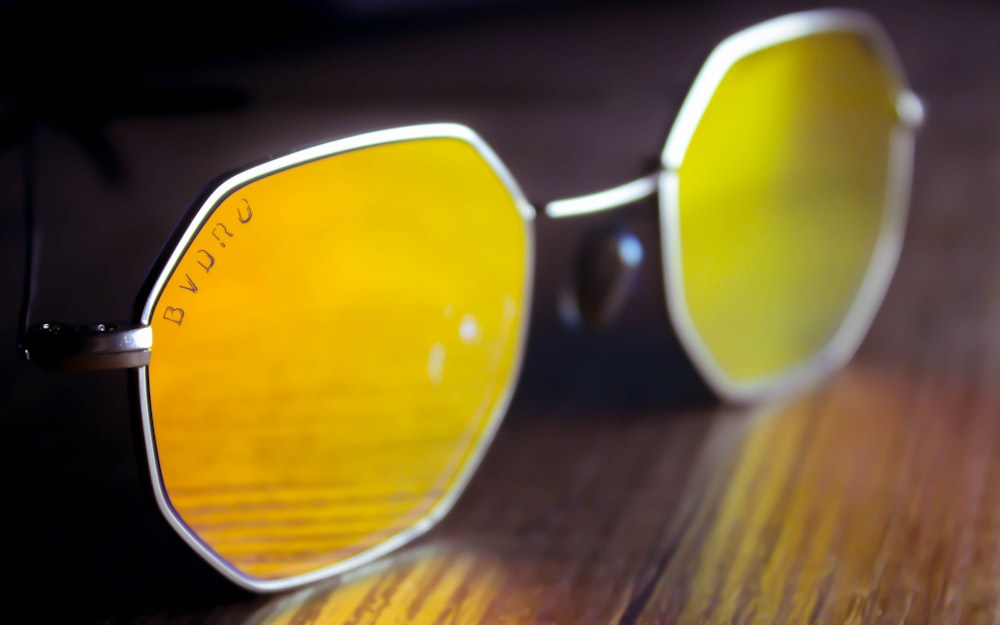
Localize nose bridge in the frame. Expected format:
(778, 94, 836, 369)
(544, 172, 660, 219)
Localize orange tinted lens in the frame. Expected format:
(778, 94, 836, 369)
(145, 134, 529, 583)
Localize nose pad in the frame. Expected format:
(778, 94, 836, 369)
(559, 227, 644, 330)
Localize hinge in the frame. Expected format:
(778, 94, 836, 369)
(22, 322, 152, 371)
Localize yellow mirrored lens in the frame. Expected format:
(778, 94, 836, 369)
(147, 136, 528, 581)
(674, 31, 899, 385)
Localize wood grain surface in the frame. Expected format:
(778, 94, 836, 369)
(1, 0, 998, 623)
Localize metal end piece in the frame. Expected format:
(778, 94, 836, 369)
(23, 322, 152, 371)
(897, 90, 926, 130)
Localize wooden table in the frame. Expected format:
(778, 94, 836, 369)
(1, 0, 998, 622)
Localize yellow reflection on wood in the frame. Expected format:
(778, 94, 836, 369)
(214, 365, 1000, 623)
(639, 367, 1000, 623)
(242, 548, 528, 625)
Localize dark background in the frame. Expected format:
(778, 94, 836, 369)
(0, 0, 996, 622)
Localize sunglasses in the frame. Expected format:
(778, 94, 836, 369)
(18, 8, 923, 592)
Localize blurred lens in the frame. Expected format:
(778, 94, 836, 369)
(145, 134, 530, 583)
(667, 29, 903, 388)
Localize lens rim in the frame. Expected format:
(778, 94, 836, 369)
(132, 123, 536, 592)
(658, 9, 921, 403)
